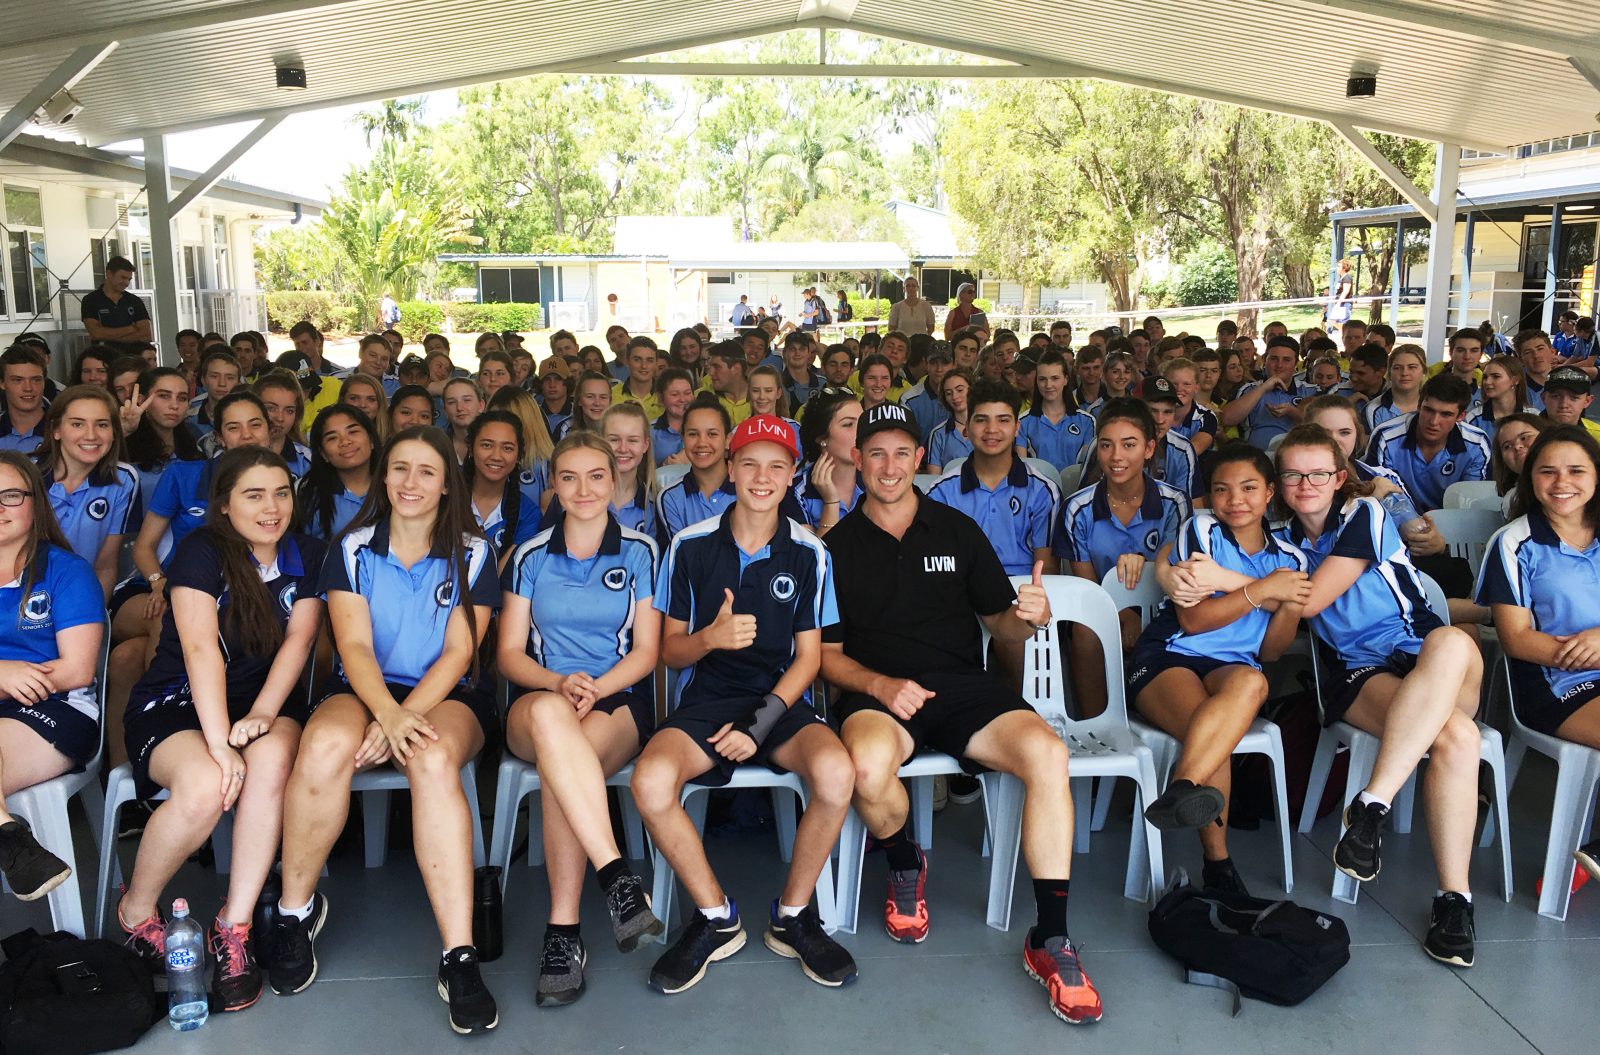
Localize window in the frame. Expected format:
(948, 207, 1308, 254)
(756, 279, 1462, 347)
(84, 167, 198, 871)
(478, 266, 540, 304)
(182, 245, 201, 290)
(0, 186, 48, 322)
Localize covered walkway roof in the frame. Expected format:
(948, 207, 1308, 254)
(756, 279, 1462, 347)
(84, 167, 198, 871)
(2, 0, 1598, 152)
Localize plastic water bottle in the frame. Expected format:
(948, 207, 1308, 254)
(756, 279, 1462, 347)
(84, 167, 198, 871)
(1379, 489, 1426, 537)
(165, 899, 209, 1031)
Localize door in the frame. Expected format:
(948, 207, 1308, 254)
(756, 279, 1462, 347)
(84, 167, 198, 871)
(1521, 219, 1598, 330)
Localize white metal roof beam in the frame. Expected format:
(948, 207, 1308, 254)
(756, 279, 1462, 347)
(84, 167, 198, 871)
(1572, 57, 1600, 95)
(1295, 0, 1597, 55)
(593, 62, 1027, 77)
(0, 42, 117, 152)
(1328, 119, 1437, 223)
(0, 1, 362, 61)
(167, 116, 284, 215)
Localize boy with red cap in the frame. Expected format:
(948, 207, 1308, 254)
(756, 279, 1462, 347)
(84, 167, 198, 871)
(633, 414, 858, 995)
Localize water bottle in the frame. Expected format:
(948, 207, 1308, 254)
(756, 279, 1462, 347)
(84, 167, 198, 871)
(1379, 489, 1426, 537)
(165, 899, 209, 1031)
(473, 866, 504, 963)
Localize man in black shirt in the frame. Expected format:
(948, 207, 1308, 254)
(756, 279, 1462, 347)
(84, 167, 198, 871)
(821, 402, 1102, 1025)
(80, 256, 153, 355)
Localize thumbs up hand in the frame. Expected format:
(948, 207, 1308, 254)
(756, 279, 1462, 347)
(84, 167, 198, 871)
(703, 588, 758, 651)
(1014, 561, 1051, 627)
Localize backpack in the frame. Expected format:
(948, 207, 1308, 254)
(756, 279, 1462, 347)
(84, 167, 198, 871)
(816, 298, 832, 325)
(837, 300, 853, 322)
(0, 929, 163, 1055)
(1147, 872, 1349, 1013)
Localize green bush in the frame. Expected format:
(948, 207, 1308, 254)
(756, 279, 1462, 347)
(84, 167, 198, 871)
(448, 302, 543, 333)
(395, 301, 446, 342)
(1173, 244, 1239, 308)
(845, 295, 891, 320)
(265, 291, 342, 334)
(945, 297, 995, 313)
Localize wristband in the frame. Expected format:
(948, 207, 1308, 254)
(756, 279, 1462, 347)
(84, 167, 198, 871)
(735, 692, 789, 746)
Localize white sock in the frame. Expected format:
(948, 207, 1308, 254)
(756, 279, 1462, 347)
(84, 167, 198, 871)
(1437, 889, 1472, 903)
(1357, 791, 1389, 810)
(778, 903, 806, 919)
(699, 898, 731, 921)
(278, 898, 313, 921)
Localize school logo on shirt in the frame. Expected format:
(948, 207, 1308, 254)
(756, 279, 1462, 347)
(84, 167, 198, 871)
(21, 590, 51, 626)
(769, 573, 797, 602)
(87, 497, 110, 521)
(185, 505, 206, 518)
(1068, 423, 1081, 435)
(434, 581, 455, 607)
(278, 582, 297, 613)
(493, 527, 506, 550)
(1441, 460, 1456, 477)
(1008, 495, 1022, 515)
(1145, 528, 1161, 552)
(602, 568, 628, 591)
(520, 468, 538, 486)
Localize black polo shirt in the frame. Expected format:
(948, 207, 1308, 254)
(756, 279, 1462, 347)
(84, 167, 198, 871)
(824, 494, 1015, 677)
(79, 288, 151, 354)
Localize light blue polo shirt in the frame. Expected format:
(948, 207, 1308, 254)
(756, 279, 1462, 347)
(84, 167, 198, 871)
(1143, 511, 1307, 667)
(475, 490, 541, 557)
(322, 521, 499, 687)
(48, 462, 141, 565)
(1272, 495, 1440, 665)
(657, 473, 737, 544)
(651, 416, 683, 464)
(1019, 408, 1096, 471)
(1073, 388, 1105, 419)
(540, 478, 657, 538)
(927, 456, 1059, 575)
(301, 484, 369, 541)
(1366, 413, 1491, 511)
(792, 471, 862, 530)
(0, 411, 45, 453)
(503, 512, 658, 680)
(902, 381, 950, 444)
(1236, 380, 1305, 450)
(925, 418, 972, 469)
(1, 544, 103, 722)
(516, 460, 549, 509)
(148, 457, 218, 569)
(1156, 430, 1200, 498)
(1362, 390, 1405, 433)
(1476, 509, 1600, 705)
(1054, 473, 1189, 580)
(278, 439, 312, 478)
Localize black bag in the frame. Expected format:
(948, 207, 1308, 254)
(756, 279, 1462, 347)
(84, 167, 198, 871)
(1147, 872, 1349, 1013)
(1230, 673, 1346, 828)
(0, 928, 163, 1055)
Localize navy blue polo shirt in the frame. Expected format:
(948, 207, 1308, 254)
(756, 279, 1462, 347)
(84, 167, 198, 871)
(1236, 380, 1304, 450)
(79, 288, 151, 354)
(49, 462, 141, 564)
(1019, 408, 1096, 471)
(1140, 512, 1307, 667)
(1, 544, 104, 722)
(134, 530, 326, 701)
(926, 455, 1059, 575)
(148, 457, 218, 567)
(0, 410, 45, 453)
(1272, 495, 1440, 665)
(1055, 473, 1189, 580)
(1476, 508, 1600, 704)
(1365, 413, 1491, 511)
(654, 510, 836, 710)
(504, 512, 658, 680)
(1172, 402, 1219, 448)
(321, 521, 499, 687)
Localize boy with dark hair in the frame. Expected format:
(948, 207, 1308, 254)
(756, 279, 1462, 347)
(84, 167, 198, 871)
(189, 348, 242, 441)
(707, 343, 752, 426)
(0, 345, 48, 452)
(1366, 373, 1491, 510)
(81, 255, 152, 354)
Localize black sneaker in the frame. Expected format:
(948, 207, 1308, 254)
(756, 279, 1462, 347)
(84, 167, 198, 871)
(1143, 780, 1226, 831)
(947, 775, 983, 805)
(210, 919, 262, 1012)
(535, 929, 586, 1008)
(266, 892, 327, 995)
(1424, 893, 1476, 968)
(648, 902, 746, 995)
(437, 946, 499, 1034)
(116, 801, 153, 840)
(604, 871, 664, 952)
(1334, 798, 1389, 882)
(1576, 839, 1600, 884)
(0, 821, 70, 902)
(764, 902, 858, 987)
(1201, 859, 1251, 898)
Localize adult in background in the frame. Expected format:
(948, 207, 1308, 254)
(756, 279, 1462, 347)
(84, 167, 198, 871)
(888, 276, 935, 336)
(81, 256, 152, 356)
(943, 283, 986, 340)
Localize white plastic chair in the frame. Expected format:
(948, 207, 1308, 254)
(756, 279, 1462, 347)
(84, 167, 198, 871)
(647, 672, 832, 940)
(1058, 463, 1083, 495)
(5, 633, 110, 937)
(655, 464, 691, 492)
(1023, 457, 1059, 484)
(1442, 480, 1500, 511)
(1426, 507, 1506, 577)
(1098, 569, 1297, 893)
(1267, 433, 1287, 454)
(1497, 656, 1600, 920)
(912, 474, 940, 493)
(1300, 574, 1512, 904)
(350, 761, 486, 869)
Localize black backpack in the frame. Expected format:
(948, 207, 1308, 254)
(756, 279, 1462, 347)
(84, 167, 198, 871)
(1147, 872, 1349, 1013)
(0, 929, 162, 1055)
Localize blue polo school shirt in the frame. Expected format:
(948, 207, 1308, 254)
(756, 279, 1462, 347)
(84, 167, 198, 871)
(1019, 408, 1096, 471)
(0, 544, 104, 722)
(1054, 473, 1190, 581)
(1365, 413, 1490, 511)
(48, 462, 142, 565)
(926, 456, 1059, 575)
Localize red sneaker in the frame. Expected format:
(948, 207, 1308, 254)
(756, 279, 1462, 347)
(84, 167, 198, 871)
(117, 893, 166, 973)
(1023, 930, 1103, 1025)
(210, 918, 263, 1011)
(883, 848, 929, 943)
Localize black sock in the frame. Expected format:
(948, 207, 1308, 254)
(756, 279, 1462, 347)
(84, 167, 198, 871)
(879, 823, 921, 872)
(1201, 856, 1234, 880)
(1032, 879, 1070, 946)
(595, 857, 628, 894)
(546, 922, 581, 939)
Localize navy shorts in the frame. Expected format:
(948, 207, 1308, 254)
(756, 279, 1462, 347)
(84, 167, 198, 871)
(1511, 665, 1600, 737)
(507, 685, 655, 740)
(833, 669, 1033, 774)
(124, 683, 314, 799)
(316, 677, 499, 748)
(108, 578, 152, 621)
(1126, 643, 1243, 702)
(655, 697, 828, 788)
(0, 697, 99, 771)
(1315, 646, 1422, 727)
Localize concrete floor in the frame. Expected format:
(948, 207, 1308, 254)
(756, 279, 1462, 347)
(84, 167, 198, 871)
(5, 753, 1598, 1055)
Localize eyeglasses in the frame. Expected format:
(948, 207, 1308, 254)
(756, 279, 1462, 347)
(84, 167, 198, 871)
(0, 489, 32, 508)
(1277, 470, 1337, 486)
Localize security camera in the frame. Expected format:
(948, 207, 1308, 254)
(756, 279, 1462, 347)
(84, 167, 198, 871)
(40, 89, 84, 125)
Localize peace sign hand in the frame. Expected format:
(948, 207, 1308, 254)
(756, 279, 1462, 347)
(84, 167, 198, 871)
(119, 384, 153, 432)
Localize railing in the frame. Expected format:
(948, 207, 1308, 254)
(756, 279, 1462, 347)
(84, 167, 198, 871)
(52, 287, 269, 341)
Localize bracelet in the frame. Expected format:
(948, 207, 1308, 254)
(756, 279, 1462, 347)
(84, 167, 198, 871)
(1242, 584, 1261, 609)
(823, 499, 840, 506)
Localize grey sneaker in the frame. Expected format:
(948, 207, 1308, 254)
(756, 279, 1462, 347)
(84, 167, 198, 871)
(604, 871, 664, 952)
(536, 930, 586, 1008)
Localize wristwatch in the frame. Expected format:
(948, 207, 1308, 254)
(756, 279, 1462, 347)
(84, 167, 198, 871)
(147, 572, 165, 586)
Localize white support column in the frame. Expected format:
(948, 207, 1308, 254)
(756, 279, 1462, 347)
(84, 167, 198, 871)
(1421, 142, 1460, 361)
(143, 134, 180, 360)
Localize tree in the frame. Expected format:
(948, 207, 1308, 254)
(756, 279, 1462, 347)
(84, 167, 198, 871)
(691, 78, 781, 240)
(759, 83, 886, 220)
